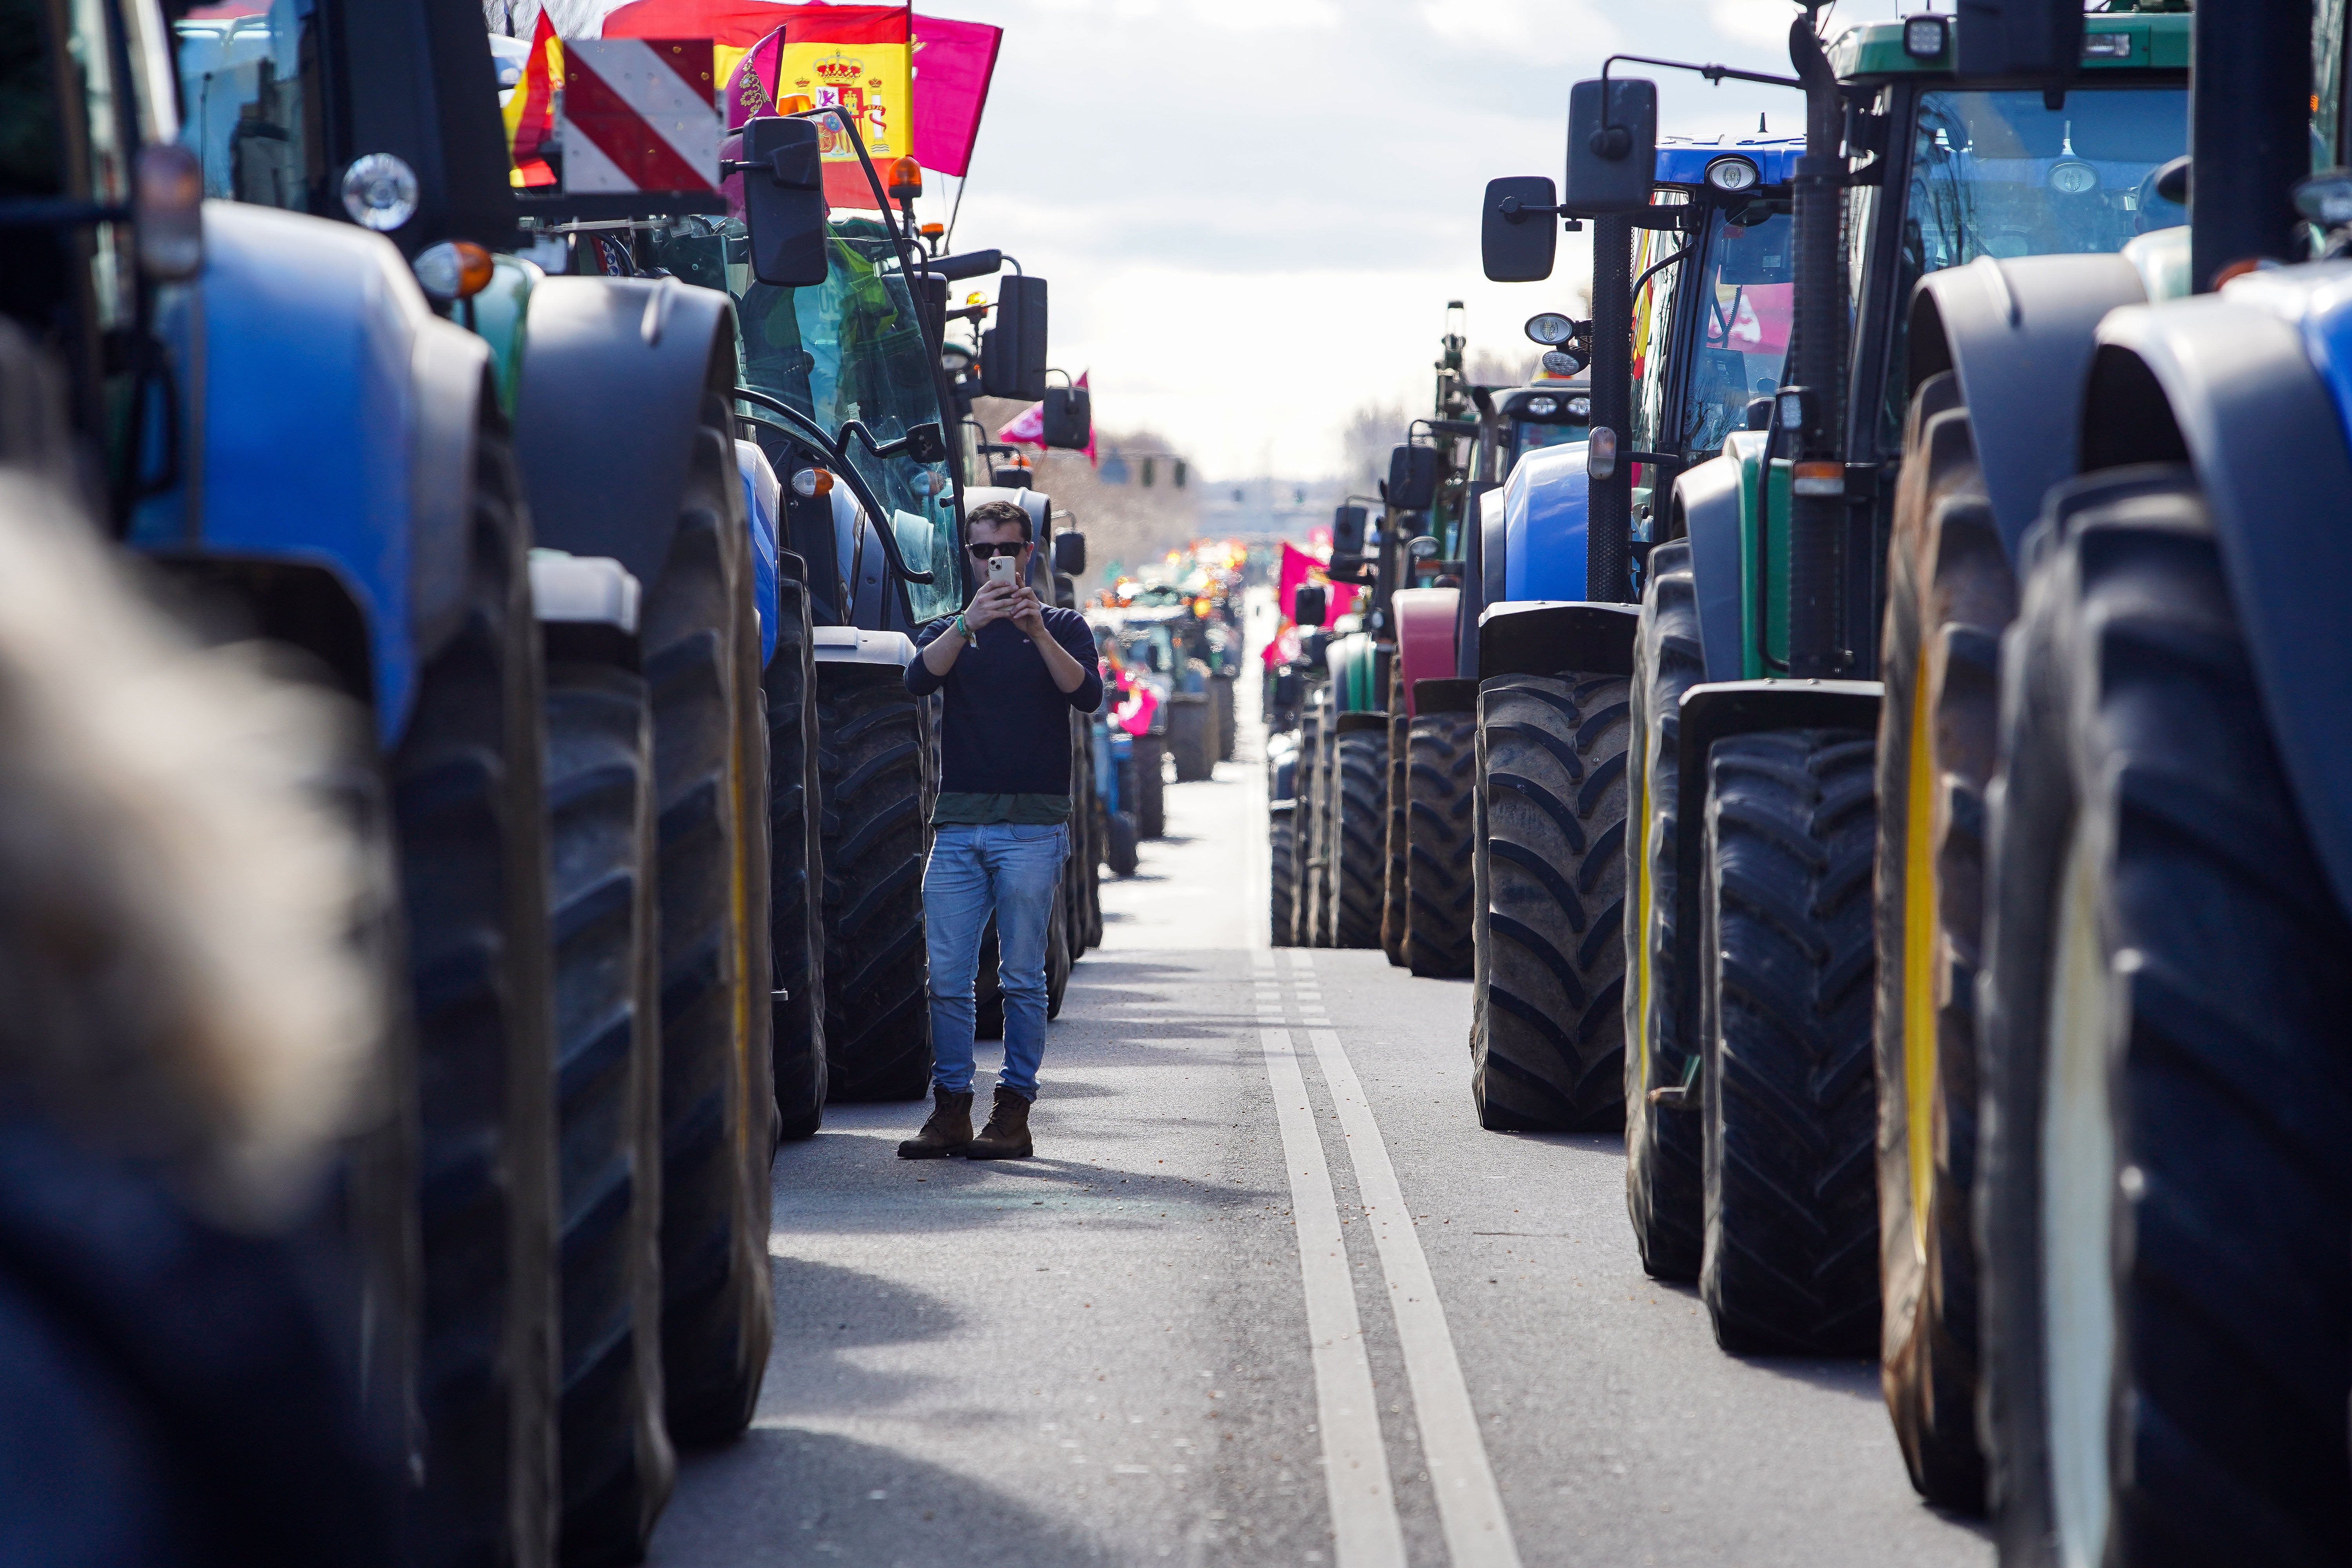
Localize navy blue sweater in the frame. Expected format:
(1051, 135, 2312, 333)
(905, 606, 1104, 795)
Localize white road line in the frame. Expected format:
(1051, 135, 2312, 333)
(1259, 1026, 1408, 1568)
(1307, 1025, 1523, 1568)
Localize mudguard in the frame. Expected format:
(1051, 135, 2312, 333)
(513, 275, 739, 597)
(1908, 252, 2148, 562)
(736, 439, 781, 666)
(1501, 441, 1592, 602)
(1392, 587, 1459, 717)
(1325, 631, 1380, 712)
(1665, 449, 1747, 684)
(129, 201, 484, 747)
(2083, 275, 2352, 919)
(812, 626, 915, 667)
(1478, 484, 1509, 628)
(1476, 601, 1639, 682)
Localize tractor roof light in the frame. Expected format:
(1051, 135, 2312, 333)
(1524, 311, 1577, 345)
(1902, 15, 1949, 59)
(779, 93, 815, 114)
(1565, 395, 1591, 418)
(1540, 348, 1586, 377)
(1527, 396, 1560, 416)
(414, 240, 496, 301)
(2049, 160, 2099, 195)
(342, 153, 419, 232)
(888, 156, 923, 200)
(1704, 156, 1760, 193)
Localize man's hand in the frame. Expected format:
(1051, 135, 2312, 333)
(1010, 585, 1049, 641)
(964, 580, 1021, 630)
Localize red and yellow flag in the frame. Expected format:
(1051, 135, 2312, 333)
(776, 5, 909, 210)
(502, 9, 562, 187)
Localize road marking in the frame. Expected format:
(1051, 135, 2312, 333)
(1307, 1021, 1524, 1568)
(1259, 1025, 1408, 1568)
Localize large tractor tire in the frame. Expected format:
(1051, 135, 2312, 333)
(1064, 717, 1094, 961)
(1978, 472, 2352, 1568)
(394, 431, 559, 1568)
(1169, 690, 1215, 783)
(1468, 673, 1631, 1131)
(1381, 682, 1409, 966)
(540, 650, 673, 1564)
(1403, 690, 1477, 979)
(1308, 709, 1340, 948)
(765, 574, 827, 1142)
(1133, 733, 1167, 839)
(1269, 807, 1297, 947)
(1624, 541, 1708, 1283)
(1331, 724, 1388, 949)
(815, 662, 934, 1101)
(1105, 806, 1139, 878)
(1291, 708, 1323, 948)
(1697, 728, 1878, 1357)
(1212, 671, 1237, 762)
(1871, 372, 2004, 1506)
(644, 435, 775, 1447)
(1046, 889, 1072, 1020)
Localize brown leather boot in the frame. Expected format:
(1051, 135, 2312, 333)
(964, 1086, 1033, 1160)
(896, 1087, 974, 1159)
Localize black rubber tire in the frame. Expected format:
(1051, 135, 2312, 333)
(1134, 734, 1167, 839)
(1624, 539, 1708, 1283)
(1468, 673, 1631, 1132)
(395, 430, 559, 1568)
(1269, 808, 1297, 947)
(1064, 716, 1093, 961)
(1290, 709, 1323, 949)
(1105, 808, 1139, 878)
(1381, 675, 1410, 966)
(815, 662, 935, 1101)
(1310, 710, 1339, 948)
(1978, 471, 2352, 1568)
(644, 435, 774, 1448)
(541, 657, 674, 1565)
(1697, 728, 1879, 1357)
(1404, 711, 1476, 978)
(1169, 691, 1214, 783)
(1871, 372, 2001, 1506)
(1212, 671, 1237, 762)
(764, 575, 827, 1143)
(1046, 887, 1071, 1020)
(1332, 728, 1388, 949)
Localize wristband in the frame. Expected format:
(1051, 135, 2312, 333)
(953, 613, 971, 641)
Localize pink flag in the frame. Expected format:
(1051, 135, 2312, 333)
(723, 24, 787, 129)
(1277, 541, 1358, 626)
(998, 400, 1045, 448)
(911, 15, 1000, 176)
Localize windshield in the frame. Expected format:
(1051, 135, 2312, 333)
(1882, 84, 2185, 440)
(174, 0, 324, 211)
(1512, 419, 1586, 462)
(657, 213, 962, 621)
(1683, 209, 1793, 458)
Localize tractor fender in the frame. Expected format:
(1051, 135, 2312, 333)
(2081, 282, 2352, 919)
(1671, 679, 1883, 1013)
(1500, 441, 1591, 602)
(1908, 252, 2148, 562)
(1475, 601, 1638, 682)
(1391, 586, 1459, 717)
(1477, 484, 1509, 637)
(513, 275, 739, 596)
(1665, 450, 1746, 684)
(129, 201, 484, 746)
(812, 626, 916, 667)
(736, 439, 781, 666)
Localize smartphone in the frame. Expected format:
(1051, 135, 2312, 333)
(988, 553, 1019, 589)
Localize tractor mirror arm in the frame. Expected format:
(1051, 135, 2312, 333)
(731, 387, 936, 585)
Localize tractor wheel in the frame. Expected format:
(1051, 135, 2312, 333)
(394, 430, 558, 1568)
(1134, 734, 1167, 839)
(815, 662, 934, 1101)
(1404, 702, 1476, 979)
(1468, 673, 1631, 1131)
(1872, 372, 2004, 1505)
(643, 437, 773, 1446)
(1169, 691, 1215, 783)
(1624, 540, 1707, 1283)
(540, 654, 673, 1565)
(1269, 807, 1297, 947)
(1106, 808, 1139, 878)
(765, 575, 827, 1143)
(1332, 726, 1388, 949)
(1065, 719, 1093, 960)
(1212, 671, 1237, 761)
(1083, 797, 1104, 945)
(1978, 471, 2352, 1568)
(1046, 888, 1071, 1020)
(1309, 711, 1340, 947)
(1697, 728, 1878, 1357)
(1291, 710, 1322, 949)
(1381, 688, 1409, 965)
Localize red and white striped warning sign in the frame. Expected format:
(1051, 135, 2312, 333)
(560, 39, 719, 194)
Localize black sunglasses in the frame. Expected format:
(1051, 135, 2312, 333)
(967, 541, 1026, 559)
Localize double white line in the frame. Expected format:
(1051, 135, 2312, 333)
(1251, 950, 1521, 1568)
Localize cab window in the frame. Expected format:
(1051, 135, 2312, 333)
(174, 0, 326, 212)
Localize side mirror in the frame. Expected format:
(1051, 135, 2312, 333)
(1044, 385, 1092, 449)
(1744, 396, 1773, 431)
(738, 118, 829, 285)
(1273, 669, 1303, 710)
(1331, 504, 1368, 557)
(1052, 529, 1087, 576)
(1387, 446, 1440, 512)
(902, 421, 948, 464)
(983, 274, 1049, 400)
(1564, 78, 1658, 214)
(1481, 175, 1559, 283)
(1293, 583, 1328, 628)
(1955, 0, 2081, 81)
(928, 248, 1004, 282)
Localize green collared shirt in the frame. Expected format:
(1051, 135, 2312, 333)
(931, 791, 1072, 826)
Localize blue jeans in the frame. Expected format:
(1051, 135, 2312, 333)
(924, 822, 1068, 1099)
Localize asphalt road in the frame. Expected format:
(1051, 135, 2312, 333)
(656, 629, 1991, 1568)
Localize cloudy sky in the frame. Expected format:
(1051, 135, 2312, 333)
(757, 0, 1915, 480)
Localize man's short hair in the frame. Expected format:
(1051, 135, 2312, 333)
(964, 499, 1034, 544)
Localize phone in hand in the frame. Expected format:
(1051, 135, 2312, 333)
(988, 552, 1019, 590)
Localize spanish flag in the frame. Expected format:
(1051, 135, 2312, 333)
(502, 9, 561, 187)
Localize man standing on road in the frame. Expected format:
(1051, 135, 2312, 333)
(898, 500, 1103, 1161)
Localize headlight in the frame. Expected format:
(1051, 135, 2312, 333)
(1704, 157, 1760, 194)
(1565, 396, 1591, 418)
(1523, 312, 1576, 346)
(1527, 396, 1559, 416)
(341, 154, 419, 232)
(1903, 15, 1949, 58)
